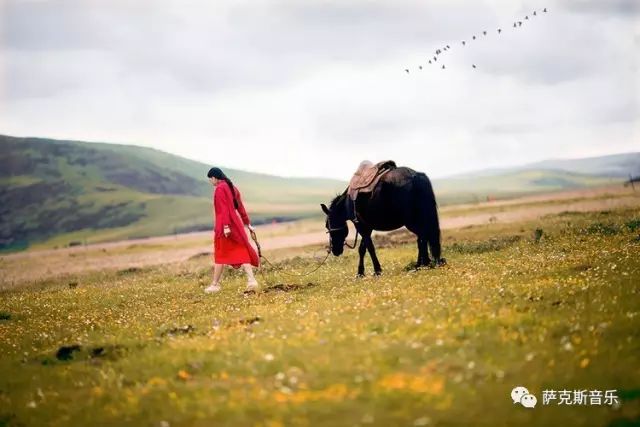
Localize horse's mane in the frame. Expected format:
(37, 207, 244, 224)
(329, 189, 348, 210)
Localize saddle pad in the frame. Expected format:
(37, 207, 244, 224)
(347, 160, 395, 200)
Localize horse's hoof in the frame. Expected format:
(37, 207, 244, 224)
(357, 273, 365, 278)
(437, 258, 447, 266)
(374, 270, 382, 276)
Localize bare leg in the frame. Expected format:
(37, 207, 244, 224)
(243, 264, 258, 284)
(213, 263, 225, 284)
(204, 263, 225, 293)
(243, 264, 259, 291)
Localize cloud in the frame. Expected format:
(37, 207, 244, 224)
(560, 0, 639, 16)
(1, 0, 638, 179)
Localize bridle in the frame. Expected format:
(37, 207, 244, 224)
(326, 219, 359, 250)
(247, 214, 358, 281)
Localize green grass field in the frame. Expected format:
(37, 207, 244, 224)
(433, 170, 618, 205)
(3, 135, 635, 252)
(0, 134, 345, 251)
(1, 209, 639, 426)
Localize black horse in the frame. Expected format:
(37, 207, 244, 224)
(321, 165, 445, 276)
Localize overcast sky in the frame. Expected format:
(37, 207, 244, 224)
(1, 0, 638, 179)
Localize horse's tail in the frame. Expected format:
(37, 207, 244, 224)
(416, 172, 442, 260)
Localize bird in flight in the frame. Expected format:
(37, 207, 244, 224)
(404, 8, 551, 75)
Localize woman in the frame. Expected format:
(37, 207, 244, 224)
(204, 167, 260, 293)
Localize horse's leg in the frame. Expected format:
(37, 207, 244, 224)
(416, 236, 424, 267)
(428, 230, 445, 266)
(407, 227, 427, 268)
(357, 238, 367, 277)
(419, 236, 431, 267)
(364, 235, 382, 275)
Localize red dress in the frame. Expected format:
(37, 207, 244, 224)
(212, 181, 259, 268)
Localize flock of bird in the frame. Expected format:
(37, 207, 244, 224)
(405, 7, 549, 73)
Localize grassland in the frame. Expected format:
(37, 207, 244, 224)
(0, 134, 345, 251)
(4, 185, 636, 286)
(432, 170, 619, 206)
(3, 134, 636, 251)
(1, 206, 639, 426)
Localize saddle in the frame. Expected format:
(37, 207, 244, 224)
(347, 160, 396, 201)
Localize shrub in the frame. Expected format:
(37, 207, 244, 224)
(585, 222, 619, 236)
(626, 219, 640, 233)
(534, 228, 544, 243)
(448, 235, 521, 254)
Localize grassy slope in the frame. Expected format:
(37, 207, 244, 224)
(1, 134, 636, 250)
(0, 135, 345, 250)
(433, 170, 617, 205)
(527, 153, 640, 178)
(94, 142, 344, 204)
(0, 208, 638, 426)
(28, 168, 621, 249)
(444, 153, 640, 180)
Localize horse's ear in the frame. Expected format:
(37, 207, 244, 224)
(320, 203, 330, 216)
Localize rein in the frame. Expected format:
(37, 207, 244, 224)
(345, 231, 359, 249)
(249, 221, 359, 278)
(326, 223, 359, 249)
(250, 229, 332, 278)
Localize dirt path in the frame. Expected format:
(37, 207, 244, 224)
(2, 187, 638, 288)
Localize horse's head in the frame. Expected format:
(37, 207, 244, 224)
(321, 194, 349, 256)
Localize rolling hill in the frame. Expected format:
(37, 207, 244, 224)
(0, 134, 636, 251)
(0, 135, 345, 251)
(444, 153, 640, 180)
(431, 153, 637, 204)
(527, 153, 640, 178)
(432, 169, 620, 205)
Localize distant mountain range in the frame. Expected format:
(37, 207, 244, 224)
(1, 134, 637, 251)
(432, 152, 638, 204)
(444, 153, 639, 179)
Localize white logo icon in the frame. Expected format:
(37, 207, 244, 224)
(511, 386, 529, 404)
(521, 394, 537, 408)
(511, 386, 537, 408)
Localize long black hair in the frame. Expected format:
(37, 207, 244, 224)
(207, 167, 239, 209)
